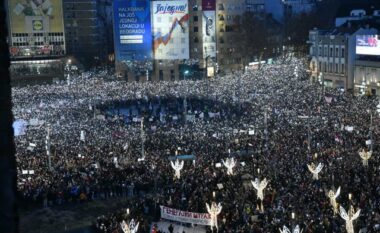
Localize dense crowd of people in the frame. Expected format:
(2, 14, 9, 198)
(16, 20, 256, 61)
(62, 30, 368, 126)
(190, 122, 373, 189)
(12, 57, 380, 233)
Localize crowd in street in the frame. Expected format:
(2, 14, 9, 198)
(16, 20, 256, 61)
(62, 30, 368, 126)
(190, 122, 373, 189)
(12, 57, 380, 233)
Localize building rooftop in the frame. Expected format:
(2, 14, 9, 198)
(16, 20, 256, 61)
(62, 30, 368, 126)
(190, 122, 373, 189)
(336, 1, 380, 18)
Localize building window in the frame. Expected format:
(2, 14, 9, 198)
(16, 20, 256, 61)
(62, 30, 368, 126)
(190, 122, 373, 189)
(341, 48, 345, 58)
(336, 48, 339, 57)
(193, 16, 198, 22)
(194, 26, 198, 32)
(341, 64, 345, 74)
(330, 47, 333, 57)
(336, 63, 338, 73)
(159, 70, 164, 81)
(194, 37, 199, 43)
(218, 4, 224, 11)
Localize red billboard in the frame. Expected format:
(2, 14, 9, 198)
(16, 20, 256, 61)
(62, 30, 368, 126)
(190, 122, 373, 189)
(202, 0, 215, 11)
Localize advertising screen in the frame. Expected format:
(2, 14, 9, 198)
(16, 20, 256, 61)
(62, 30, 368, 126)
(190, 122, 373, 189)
(152, 0, 189, 60)
(202, 0, 216, 59)
(113, 0, 152, 62)
(8, 0, 65, 57)
(356, 35, 380, 55)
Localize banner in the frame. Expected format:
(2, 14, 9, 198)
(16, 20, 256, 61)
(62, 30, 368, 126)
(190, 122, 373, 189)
(202, 6, 216, 58)
(152, 0, 189, 60)
(113, 0, 152, 61)
(160, 206, 211, 226)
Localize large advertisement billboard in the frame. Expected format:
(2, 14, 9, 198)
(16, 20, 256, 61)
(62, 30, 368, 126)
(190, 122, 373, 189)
(113, 0, 152, 62)
(152, 0, 189, 60)
(202, 0, 216, 59)
(356, 35, 380, 55)
(8, 0, 65, 58)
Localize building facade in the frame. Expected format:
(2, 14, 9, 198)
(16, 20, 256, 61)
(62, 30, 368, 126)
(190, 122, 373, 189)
(63, 0, 108, 68)
(6, 0, 66, 80)
(309, 17, 377, 94)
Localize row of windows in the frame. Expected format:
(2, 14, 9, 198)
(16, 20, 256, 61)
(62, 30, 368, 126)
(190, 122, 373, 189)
(12, 32, 64, 37)
(318, 61, 345, 74)
(318, 46, 345, 58)
(13, 41, 65, 46)
(12, 36, 64, 43)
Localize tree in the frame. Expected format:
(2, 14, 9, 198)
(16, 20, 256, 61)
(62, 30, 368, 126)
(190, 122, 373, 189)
(0, 1, 18, 233)
(237, 12, 270, 65)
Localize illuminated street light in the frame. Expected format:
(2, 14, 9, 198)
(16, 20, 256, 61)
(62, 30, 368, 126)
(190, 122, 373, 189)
(327, 186, 340, 215)
(279, 225, 302, 233)
(170, 158, 184, 179)
(222, 157, 236, 175)
(251, 178, 268, 212)
(120, 219, 139, 233)
(339, 205, 360, 233)
(206, 202, 222, 232)
(307, 162, 323, 180)
(358, 149, 372, 166)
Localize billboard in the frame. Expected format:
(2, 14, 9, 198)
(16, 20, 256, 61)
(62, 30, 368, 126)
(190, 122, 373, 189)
(202, 0, 216, 11)
(113, 0, 152, 62)
(356, 35, 380, 55)
(202, 0, 216, 59)
(152, 0, 189, 60)
(8, 0, 65, 57)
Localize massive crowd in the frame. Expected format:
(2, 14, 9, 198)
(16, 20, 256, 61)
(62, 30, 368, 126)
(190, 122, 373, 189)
(12, 57, 380, 233)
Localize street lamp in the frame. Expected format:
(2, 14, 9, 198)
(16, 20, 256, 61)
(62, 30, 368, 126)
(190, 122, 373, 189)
(222, 157, 236, 175)
(170, 158, 184, 179)
(120, 219, 139, 233)
(327, 186, 341, 215)
(307, 162, 324, 180)
(339, 205, 361, 233)
(358, 149, 372, 166)
(251, 178, 268, 212)
(206, 202, 222, 232)
(45, 124, 52, 171)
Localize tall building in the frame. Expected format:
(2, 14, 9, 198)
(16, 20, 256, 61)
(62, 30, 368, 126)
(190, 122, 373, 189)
(308, 6, 380, 95)
(6, 0, 66, 81)
(63, 0, 107, 68)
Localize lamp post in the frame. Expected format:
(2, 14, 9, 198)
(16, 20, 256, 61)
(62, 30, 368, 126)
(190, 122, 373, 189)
(222, 157, 236, 175)
(45, 124, 52, 171)
(206, 202, 222, 232)
(140, 117, 145, 161)
(327, 186, 341, 215)
(358, 149, 372, 167)
(183, 70, 189, 121)
(339, 205, 361, 233)
(251, 178, 268, 212)
(307, 162, 324, 180)
(319, 72, 324, 100)
(170, 158, 184, 179)
(279, 225, 302, 233)
(120, 218, 139, 233)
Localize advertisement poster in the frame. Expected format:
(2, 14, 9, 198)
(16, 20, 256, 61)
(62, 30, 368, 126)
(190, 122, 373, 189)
(152, 0, 189, 60)
(8, 0, 65, 57)
(113, 0, 152, 62)
(202, 0, 216, 58)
